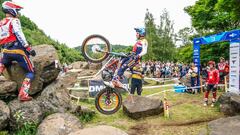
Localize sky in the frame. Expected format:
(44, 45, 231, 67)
(13, 0, 197, 48)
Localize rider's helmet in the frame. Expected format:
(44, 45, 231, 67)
(2, 1, 23, 17)
(208, 61, 215, 66)
(134, 27, 146, 37)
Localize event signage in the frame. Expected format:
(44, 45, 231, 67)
(193, 29, 240, 94)
(229, 41, 240, 94)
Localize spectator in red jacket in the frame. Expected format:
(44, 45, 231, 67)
(204, 61, 220, 107)
(217, 57, 226, 83)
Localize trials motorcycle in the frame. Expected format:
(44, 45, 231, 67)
(81, 34, 134, 115)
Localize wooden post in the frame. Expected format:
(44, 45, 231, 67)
(224, 76, 228, 92)
(163, 91, 169, 118)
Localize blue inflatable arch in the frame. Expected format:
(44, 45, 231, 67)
(193, 29, 240, 94)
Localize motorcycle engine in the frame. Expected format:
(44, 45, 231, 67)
(102, 69, 114, 82)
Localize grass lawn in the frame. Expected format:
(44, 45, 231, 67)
(77, 79, 225, 135)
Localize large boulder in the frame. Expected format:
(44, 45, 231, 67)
(218, 92, 236, 104)
(0, 100, 10, 130)
(218, 92, 240, 116)
(37, 72, 78, 114)
(88, 63, 102, 70)
(230, 95, 240, 114)
(0, 76, 17, 96)
(8, 99, 44, 130)
(70, 105, 95, 118)
(69, 61, 88, 69)
(3, 45, 61, 95)
(208, 116, 240, 135)
(123, 96, 163, 119)
(37, 113, 82, 135)
(68, 125, 128, 135)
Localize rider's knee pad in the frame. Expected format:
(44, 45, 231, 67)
(0, 63, 5, 73)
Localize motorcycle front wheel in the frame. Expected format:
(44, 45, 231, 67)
(81, 34, 111, 63)
(95, 87, 122, 115)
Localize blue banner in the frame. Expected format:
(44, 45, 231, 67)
(193, 29, 240, 93)
(193, 29, 240, 45)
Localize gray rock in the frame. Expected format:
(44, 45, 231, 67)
(70, 61, 88, 69)
(0, 76, 17, 96)
(0, 100, 10, 130)
(230, 95, 240, 114)
(220, 104, 235, 116)
(3, 45, 60, 95)
(37, 72, 78, 114)
(218, 92, 240, 116)
(8, 99, 44, 130)
(208, 116, 240, 135)
(218, 92, 237, 104)
(71, 105, 95, 117)
(88, 63, 102, 70)
(78, 70, 97, 77)
(68, 125, 128, 135)
(123, 96, 163, 119)
(70, 90, 89, 101)
(37, 113, 82, 135)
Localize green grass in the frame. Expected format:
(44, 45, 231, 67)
(0, 131, 8, 135)
(77, 80, 225, 135)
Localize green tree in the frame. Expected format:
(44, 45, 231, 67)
(144, 9, 158, 60)
(177, 27, 194, 46)
(157, 9, 176, 61)
(179, 0, 240, 64)
(184, 0, 240, 33)
(144, 9, 176, 61)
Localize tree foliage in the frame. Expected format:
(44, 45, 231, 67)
(185, 0, 240, 33)
(144, 9, 176, 61)
(177, 0, 240, 64)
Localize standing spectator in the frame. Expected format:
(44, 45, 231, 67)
(224, 60, 229, 76)
(130, 64, 144, 96)
(204, 61, 219, 107)
(146, 62, 151, 76)
(217, 57, 226, 83)
(141, 62, 146, 74)
(160, 64, 166, 78)
(188, 63, 198, 94)
(155, 62, 161, 78)
(150, 62, 155, 77)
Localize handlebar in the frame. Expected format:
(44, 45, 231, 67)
(108, 52, 128, 57)
(96, 49, 128, 58)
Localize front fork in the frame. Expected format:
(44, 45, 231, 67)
(105, 87, 114, 105)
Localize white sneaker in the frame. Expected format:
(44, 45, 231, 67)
(204, 103, 208, 106)
(211, 103, 215, 107)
